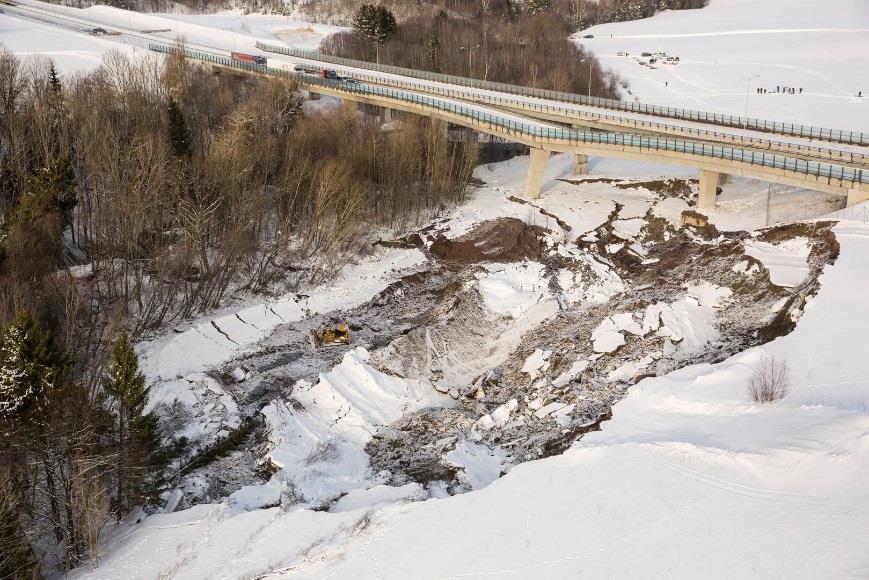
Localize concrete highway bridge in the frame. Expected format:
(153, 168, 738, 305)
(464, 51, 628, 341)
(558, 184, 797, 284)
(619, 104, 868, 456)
(152, 44, 869, 211)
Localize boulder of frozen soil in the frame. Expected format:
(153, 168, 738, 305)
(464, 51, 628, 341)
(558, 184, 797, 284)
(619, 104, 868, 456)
(429, 218, 546, 265)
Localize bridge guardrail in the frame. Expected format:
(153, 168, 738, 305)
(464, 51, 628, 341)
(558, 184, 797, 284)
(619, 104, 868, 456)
(149, 44, 868, 188)
(255, 42, 869, 148)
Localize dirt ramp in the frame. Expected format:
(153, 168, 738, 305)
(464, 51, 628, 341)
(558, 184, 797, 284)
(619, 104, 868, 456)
(430, 218, 546, 265)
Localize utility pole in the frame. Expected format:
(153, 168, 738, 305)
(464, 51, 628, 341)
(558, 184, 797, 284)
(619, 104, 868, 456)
(741, 74, 760, 129)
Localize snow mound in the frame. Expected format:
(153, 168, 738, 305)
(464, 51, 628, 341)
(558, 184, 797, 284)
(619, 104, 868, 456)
(476, 261, 549, 317)
(744, 237, 811, 287)
(261, 347, 451, 503)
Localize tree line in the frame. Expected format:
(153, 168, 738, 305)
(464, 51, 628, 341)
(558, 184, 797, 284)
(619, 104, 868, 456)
(324, 4, 623, 97)
(300, 0, 707, 27)
(0, 46, 476, 576)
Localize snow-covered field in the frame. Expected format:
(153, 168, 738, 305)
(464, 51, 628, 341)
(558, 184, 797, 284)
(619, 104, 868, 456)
(578, 0, 869, 132)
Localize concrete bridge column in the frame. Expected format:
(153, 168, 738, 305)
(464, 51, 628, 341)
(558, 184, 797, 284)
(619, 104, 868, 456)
(307, 90, 321, 100)
(698, 169, 721, 209)
(573, 153, 589, 176)
(524, 148, 551, 199)
(383, 107, 393, 123)
(847, 188, 869, 207)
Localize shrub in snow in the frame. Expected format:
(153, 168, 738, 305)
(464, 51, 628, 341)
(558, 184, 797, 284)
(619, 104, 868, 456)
(748, 354, 789, 403)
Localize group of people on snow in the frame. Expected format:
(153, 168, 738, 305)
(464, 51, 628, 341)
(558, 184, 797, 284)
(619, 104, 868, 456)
(756, 85, 803, 95)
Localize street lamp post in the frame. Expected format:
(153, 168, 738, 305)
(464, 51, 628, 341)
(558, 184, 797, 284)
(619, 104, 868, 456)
(741, 74, 760, 129)
(461, 44, 481, 75)
(581, 58, 593, 96)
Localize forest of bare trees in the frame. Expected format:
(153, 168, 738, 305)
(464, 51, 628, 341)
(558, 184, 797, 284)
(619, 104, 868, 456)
(0, 46, 475, 576)
(323, 6, 623, 97)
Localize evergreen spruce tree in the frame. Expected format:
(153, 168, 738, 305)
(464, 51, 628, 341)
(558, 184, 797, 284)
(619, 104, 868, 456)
(48, 62, 62, 94)
(167, 98, 192, 158)
(0, 314, 69, 419)
(102, 330, 160, 513)
(369, 5, 397, 43)
(352, 4, 397, 62)
(351, 4, 377, 38)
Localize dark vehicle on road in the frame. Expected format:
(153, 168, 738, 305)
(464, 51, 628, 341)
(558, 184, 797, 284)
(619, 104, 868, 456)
(231, 52, 267, 66)
(320, 69, 338, 79)
(341, 77, 359, 85)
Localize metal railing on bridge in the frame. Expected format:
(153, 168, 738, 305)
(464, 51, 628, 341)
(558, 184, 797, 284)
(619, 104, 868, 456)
(252, 46, 868, 168)
(255, 42, 869, 148)
(149, 44, 868, 189)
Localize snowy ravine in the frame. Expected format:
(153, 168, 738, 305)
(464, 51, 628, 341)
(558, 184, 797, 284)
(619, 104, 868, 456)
(78, 219, 869, 580)
(72, 143, 864, 578)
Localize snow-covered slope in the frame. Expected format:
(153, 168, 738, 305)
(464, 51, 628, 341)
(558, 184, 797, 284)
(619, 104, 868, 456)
(578, 0, 869, 131)
(79, 217, 869, 579)
(74, 148, 868, 579)
(275, 222, 869, 580)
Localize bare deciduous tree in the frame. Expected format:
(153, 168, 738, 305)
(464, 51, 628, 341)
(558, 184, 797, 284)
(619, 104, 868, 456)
(748, 354, 789, 403)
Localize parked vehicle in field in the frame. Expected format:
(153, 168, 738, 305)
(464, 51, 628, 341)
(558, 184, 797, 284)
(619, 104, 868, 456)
(641, 52, 653, 57)
(583, 34, 594, 38)
(91, 27, 107, 35)
(617, 51, 628, 56)
(649, 58, 657, 64)
(231, 52, 267, 66)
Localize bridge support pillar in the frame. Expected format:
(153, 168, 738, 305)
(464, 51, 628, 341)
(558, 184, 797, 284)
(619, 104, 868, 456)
(383, 107, 393, 123)
(698, 169, 721, 209)
(573, 153, 589, 176)
(847, 188, 869, 207)
(524, 149, 551, 199)
(307, 91, 321, 100)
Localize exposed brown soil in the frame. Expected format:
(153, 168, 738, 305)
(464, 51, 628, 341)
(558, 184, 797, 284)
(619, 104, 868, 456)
(615, 178, 697, 199)
(559, 177, 620, 185)
(429, 218, 547, 266)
